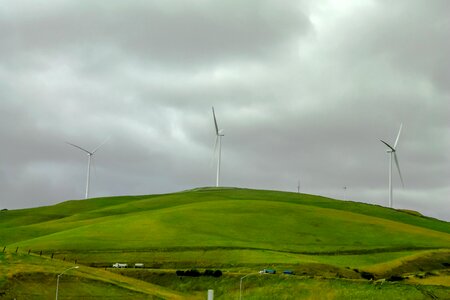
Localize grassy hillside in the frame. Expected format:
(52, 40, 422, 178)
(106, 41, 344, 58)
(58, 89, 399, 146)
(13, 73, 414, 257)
(2, 251, 449, 300)
(0, 251, 185, 299)
(1, 188, 449, 254)
(1, 187, 449, 299)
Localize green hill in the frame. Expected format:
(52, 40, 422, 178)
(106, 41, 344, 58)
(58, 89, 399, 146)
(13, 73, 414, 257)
(1, 188, 449, 253)
(1, 187, 449, 299)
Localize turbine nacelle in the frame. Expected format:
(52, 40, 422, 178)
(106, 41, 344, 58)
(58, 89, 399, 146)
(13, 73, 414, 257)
(380, 140, 395, 152)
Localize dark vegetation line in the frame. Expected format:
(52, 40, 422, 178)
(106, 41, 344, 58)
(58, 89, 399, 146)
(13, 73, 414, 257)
(39, 245, 449, 256)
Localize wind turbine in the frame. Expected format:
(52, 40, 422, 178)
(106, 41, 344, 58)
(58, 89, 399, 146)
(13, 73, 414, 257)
(67, 138, 109, 199)
(212, 107, 224, 187)
(380, 124, 404, 208)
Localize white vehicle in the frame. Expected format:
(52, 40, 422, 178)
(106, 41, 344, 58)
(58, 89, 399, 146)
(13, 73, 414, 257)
(112, 263, 128, 268)
(134, 263, 144, 268)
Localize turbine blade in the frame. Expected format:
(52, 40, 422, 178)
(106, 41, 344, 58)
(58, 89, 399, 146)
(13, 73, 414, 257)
(92, 136, 110, 154)
(393, 152, 404, 187)
(66, 142, 91, 154)
(394, 123, 403, 149)
(212, 107, 219, 135)
(380, 140, 395, 152)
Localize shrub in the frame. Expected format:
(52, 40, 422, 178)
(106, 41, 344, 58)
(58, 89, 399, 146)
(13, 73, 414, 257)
(177, 269, 221, 277)
(360, 272, 374, 280)
(387, 275, 404, 282)
(185, 269, 201, 277)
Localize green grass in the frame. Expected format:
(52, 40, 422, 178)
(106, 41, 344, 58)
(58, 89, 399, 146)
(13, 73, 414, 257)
(236, 277, 450, 300)
(0, 252, 185, 299)
(3, 189, 449, 253)
(108, 270, 450, 300)
(2, 252, 449, 300)
(1, 187, 449, 298)
(4, 274, 156, 299)
(1, 188, 449, 268)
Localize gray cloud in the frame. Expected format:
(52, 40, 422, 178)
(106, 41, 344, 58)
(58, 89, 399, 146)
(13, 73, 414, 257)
(1, 0, 310, 68)
(0, 0, 448, 221)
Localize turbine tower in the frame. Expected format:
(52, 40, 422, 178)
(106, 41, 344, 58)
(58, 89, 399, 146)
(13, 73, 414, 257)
(212, 107, 224, 187)
(380, 124, 404, 208)
(67, 138, 109, 199)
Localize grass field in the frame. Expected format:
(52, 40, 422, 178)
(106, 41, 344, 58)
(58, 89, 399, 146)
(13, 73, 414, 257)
(120, 271, 450, 300)
(0, 251, 185, 299)
(1, 187, 449, 298)
(2, 252, 449, 299)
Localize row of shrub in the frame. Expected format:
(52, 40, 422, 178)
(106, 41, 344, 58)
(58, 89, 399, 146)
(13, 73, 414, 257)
(176, 269, 222, 277)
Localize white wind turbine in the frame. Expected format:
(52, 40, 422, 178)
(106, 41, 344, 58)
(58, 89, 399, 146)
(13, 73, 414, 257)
(380, 124, 404, 208)
(212, 107, 224, 187)
(67, 138, 109, 199)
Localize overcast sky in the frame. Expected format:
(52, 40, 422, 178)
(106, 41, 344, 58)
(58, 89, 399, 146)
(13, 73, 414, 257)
(1, 0, 449, 221)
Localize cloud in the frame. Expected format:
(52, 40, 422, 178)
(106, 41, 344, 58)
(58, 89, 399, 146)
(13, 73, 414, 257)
(1, 0, 311, 68)
(0, 0, 448, 220)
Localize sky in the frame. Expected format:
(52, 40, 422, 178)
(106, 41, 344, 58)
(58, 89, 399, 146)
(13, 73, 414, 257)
(1, 0, 449, 220)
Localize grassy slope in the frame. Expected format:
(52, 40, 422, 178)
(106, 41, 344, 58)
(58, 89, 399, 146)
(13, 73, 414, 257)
(2, 252, 448, 300)
(117, 270, 450, 300)
(1, 188, 449, 270)
(0, 251, 185, 299)
(1, 188, 449, 299)
(2, 188, 449, 253)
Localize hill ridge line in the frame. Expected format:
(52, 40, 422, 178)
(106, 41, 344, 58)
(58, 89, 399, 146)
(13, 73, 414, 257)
(38, 245, 450, 256)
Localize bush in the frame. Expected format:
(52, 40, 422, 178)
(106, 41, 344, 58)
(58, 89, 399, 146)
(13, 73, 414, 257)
(360, 272, 374, 280)
(185, 269, 201, 277)
(177, 269, 221, 277)
(387, 275, 404, 282)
